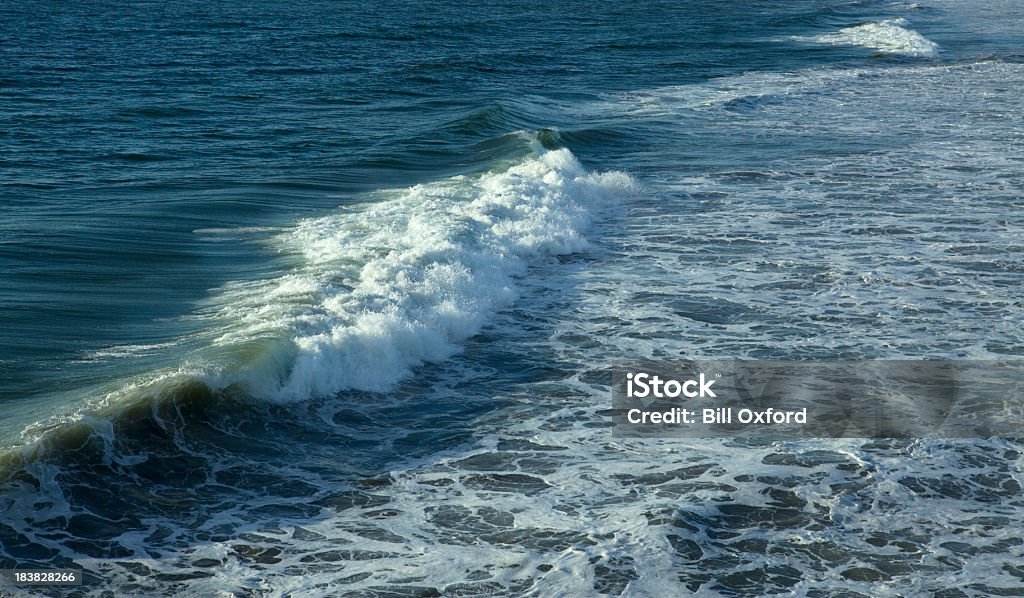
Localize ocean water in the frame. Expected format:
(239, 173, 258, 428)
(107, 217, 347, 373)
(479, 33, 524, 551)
(1, 0, 1023, 596)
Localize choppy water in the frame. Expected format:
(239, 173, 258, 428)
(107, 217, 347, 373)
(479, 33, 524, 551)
(1, 0, 1023, 596)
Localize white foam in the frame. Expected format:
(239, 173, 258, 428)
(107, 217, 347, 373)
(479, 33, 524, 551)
(199, 147, 635, 401)
(798, 18, 940, 57)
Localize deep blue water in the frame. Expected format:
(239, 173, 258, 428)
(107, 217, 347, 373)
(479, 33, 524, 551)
(2, 0, 1023, 595)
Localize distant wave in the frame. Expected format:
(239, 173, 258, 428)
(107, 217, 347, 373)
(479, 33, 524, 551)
(797, 18, 940, 57)
(616, 61, 1017, 118)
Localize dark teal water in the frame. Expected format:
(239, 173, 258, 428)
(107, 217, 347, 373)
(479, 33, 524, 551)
(2, 1, 1023, 595)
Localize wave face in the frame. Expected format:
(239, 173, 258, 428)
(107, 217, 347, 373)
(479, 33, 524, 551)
(11, 143, 635, 428)
(800, 18, 940, 57)
(196, 146, 635, 401)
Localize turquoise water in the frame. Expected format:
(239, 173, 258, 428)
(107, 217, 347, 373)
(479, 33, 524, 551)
(2, 1, 1023, 595)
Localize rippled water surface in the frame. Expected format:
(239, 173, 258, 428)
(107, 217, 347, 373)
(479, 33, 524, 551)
(1, 0, 1022, 595)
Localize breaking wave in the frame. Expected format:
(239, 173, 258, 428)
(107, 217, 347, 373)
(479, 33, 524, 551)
(798, 18, 940, 57)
